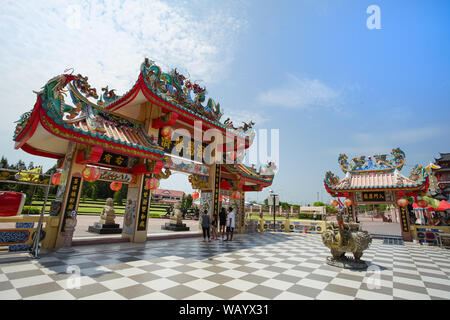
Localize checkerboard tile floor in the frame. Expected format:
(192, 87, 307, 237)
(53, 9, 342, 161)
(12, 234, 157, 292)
(0, 233, 449, 300)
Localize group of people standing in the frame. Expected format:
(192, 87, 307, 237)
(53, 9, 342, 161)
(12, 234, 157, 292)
(201, 206, 235, 242)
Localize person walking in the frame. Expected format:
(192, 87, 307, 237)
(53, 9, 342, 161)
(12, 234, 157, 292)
(224, 206, 235, 242)
(201, 210, 211, 242)
(219, 207, 227, 240)
(211, 212, 219, 240)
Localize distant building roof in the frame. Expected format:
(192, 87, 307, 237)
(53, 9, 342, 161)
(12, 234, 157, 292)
(300, 206, 326, 214)
(156, 199, 181, 204)
(152, 189, 185, 198)
(435, 153, 450, 164)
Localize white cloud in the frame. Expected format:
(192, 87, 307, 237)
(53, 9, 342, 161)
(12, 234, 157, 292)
(354, 126, 445, 145)
(0, 0, 245, 114)
(329, 126, 446, 157)
(223, 109, 269, 127)
(0, 0, 247, 168)
(0, 0, 247, 131)
(159, 172, 194, 195)
(256, 74, 340, 109)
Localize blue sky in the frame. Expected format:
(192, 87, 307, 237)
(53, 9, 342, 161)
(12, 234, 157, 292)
(1, 0, 449, 205)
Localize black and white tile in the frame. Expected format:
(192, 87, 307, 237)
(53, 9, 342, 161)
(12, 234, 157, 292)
(0, 233, 449, 300)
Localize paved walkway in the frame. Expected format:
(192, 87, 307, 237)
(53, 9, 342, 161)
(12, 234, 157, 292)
(360, 222, 402, 236)
(73, 216, 200, 238)
(0, 233, 449, 300)
(1, 216, 402, 239)
(73, 216, 401, 238)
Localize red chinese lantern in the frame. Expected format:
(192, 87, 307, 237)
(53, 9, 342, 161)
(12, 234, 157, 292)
(51, 173, 61, 185)
(417, 199, 428, 208)
(344, 198, 352, 207)
(231, 191, 241, 200)
(145, 177, 160, 190)
(219, 195, 223, 202)
(81, 167, 100, 182)
(110, 182, 122, 191)
(191, 192, 200, 200)
(331, 200, 339, 207)
(161, 126, 173, 138)
(396, 198, 408, 207)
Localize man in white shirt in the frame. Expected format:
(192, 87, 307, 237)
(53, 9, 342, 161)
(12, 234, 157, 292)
(225, 206, 235, 241)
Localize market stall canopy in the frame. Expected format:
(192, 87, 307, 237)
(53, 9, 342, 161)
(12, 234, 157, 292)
(430, 200, 450, 212)
(413, 200, 450, 212)
(423, 195, 440, 209)
(412, 203, 426, 210)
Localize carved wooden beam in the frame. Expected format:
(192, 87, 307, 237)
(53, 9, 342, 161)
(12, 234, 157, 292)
(152, 111, 179, 129)
(75, 145, 103, 164)
(132, 159, 164, 175)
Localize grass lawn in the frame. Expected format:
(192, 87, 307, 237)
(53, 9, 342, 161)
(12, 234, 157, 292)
(29, 197, 169, 217)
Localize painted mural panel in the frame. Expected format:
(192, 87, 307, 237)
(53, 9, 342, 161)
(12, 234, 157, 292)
(122, 187, 139, 235)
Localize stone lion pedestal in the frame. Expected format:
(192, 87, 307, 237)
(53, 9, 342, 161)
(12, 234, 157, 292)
(88, 198, 122, 234)
(321, 220, 372, 270)
(161, 203, 190, 231)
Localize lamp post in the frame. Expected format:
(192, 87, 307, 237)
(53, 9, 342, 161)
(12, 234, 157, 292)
(269, 190, 278, 232)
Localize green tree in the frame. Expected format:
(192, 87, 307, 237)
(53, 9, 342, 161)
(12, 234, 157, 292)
(313, 201, 326, 207)
(313, 201, 337, 214)
(325, 205, 338, 214)
(180, 194, 187, 209)
(113, 190, 123, 206)
(279, 201, 290, 210)
(91, 183, 98, 201)
(16, 160, 26, 170)
(0, 156, 8, 168)
(185, 194, 193, 209)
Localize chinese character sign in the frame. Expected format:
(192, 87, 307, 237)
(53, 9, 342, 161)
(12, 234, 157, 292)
(361, 191, 386, 202)
(399, 206, 409, 232)
(62, 176, 82, 231)
(136, 174, 152, 231)
(99, 152, 129, 168)
(212, 165, 221, 216)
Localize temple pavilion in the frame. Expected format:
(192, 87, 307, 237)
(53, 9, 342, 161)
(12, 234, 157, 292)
(324, 148, 429, 241)
(8, 58, 275, 250)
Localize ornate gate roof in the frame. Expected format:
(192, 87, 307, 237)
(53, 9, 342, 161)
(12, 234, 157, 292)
(324, 148, 429, 196)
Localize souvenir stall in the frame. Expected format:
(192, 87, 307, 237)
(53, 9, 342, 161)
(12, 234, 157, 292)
(410, 200, 450, 245)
